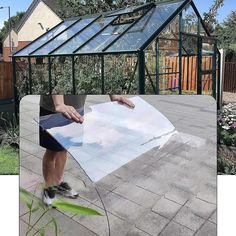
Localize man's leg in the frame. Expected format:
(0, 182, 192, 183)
(42, 149, 67, 187)
(54, 150, 67, 185)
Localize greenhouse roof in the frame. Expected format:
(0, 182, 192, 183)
(13, 0, 206, 57)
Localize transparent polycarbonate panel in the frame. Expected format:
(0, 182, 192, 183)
(159, 15, 179, 39)
(202, 39, 215, 56)
(182, 4, 199, 34)
(181, 56, 198, 93)
(182, 34, 198, 55)
(202, 56, 213, 71)
(104, 54, 138, 94)
(39, 96, 176, 182)
(15, 58, 30, 99)
(74, 55, 102, 94)
(51, 57, 73, 93)
(155, 38, 180, 94)
(32, 18, 95, 56)
(202, 74, 212, 94)
(108, 4, 146, 16)
(30, 57, 50, 94)
(199, 23, 208, 36)
(52, 16, 116, 55)
(14, 20, 76, 56)
(106, 1, 184, 52)
(78, 23, 131, 53)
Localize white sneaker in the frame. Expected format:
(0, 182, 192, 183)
(42, 187, 57, 206)
(56, 182, 79, 199)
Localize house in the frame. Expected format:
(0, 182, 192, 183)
(2, 0, 64, 61)
(0, 42, 2, 61)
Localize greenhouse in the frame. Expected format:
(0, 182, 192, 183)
(12, 0, 219, 98)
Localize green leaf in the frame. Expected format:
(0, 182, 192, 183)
(20, 188, 45, 210)
(20, 188, 33, 206)
(31, 206, 40, 213)
(51, 217, 58, 236)
(39, 227, 45, 236)
(52, 199, 103, 216)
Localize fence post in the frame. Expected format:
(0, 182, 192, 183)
(138, 51, 145, 94)
(28, 57, 32, 94)
(155, 38, 159, 94)
(72, 56, 76, 94)
(101, 55, 105, 94)
(212, 42, 217, 99)
(197, 37, 202, 94)
(179, 12, 183, 94)
(218, 49, 226, 110)
(48, 57, 52, 94)
(12, 57, 19, 116)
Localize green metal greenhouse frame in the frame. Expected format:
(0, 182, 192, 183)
(12, 0, 220, 105)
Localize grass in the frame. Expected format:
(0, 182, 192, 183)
(0, 146, 19, 174)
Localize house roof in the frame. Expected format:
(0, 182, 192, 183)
(2, 29, 17, 44)
(15, 0, 63, 33)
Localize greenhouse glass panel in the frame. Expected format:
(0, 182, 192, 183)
(52, 16, 116, 55)
(159, 15, 179, 39)
(32, 18, 95, 56)
(108, 3, 152, 16)
(14, 20, 76, 56)
(182, 4, 199, 34)
(106, 1, 184, 52)
(202, 38, 215, 55)
(77, 23, 131, 53)
(182, 34, 198, 55)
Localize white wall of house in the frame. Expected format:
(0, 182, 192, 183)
(3, 29, 18, 48)
(18, 0, 62, 42)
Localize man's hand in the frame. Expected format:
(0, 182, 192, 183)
(110, 95, 135, 109)
(54, 104, 84, 123)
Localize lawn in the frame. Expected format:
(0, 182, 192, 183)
(0, 146, 19, 174)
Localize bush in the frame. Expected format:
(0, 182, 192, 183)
(0, 113, 19, 148)
(218, 155, 236, 175)
(218, 103, 236, 147)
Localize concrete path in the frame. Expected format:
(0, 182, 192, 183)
(20, 95, 216, 236)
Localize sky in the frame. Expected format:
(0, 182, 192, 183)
(0, 0, 235, 29)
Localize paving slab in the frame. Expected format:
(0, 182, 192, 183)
(195, 221, 217, 236)
(152, 196, 182, 219)
(159, 221, 194, 236)
(173, 206, 205, 231)
(20, 95, 217, 236)
(135, 211, 169, 236)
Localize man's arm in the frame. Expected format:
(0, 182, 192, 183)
(52, 95, 84, 123)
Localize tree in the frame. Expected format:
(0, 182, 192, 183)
(0, 12, 25, 41)
(216, 11, 236, 61)
(57, 0, 147, 18)
(203, 0, 224, 33)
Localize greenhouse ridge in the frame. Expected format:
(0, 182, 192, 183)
(13, 0, 195, 57)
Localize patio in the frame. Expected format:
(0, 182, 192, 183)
(20, 95, 216, 236)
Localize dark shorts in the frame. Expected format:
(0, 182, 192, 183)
(39, 107, 84, 152)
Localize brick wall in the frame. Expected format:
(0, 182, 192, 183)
(3, 47, 11, 62)
(2, 41, 31, 62)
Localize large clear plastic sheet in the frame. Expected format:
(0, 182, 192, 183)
(39, 96, 176, 182)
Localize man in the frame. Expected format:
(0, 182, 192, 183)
(40, 95, 135, 205)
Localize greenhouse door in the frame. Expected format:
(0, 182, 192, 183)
(198, 37, 217, 97)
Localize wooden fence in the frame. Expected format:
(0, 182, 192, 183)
(224, 62, 236, 93)
(162, 56, 213, 93)
(0, 62, 13, 100)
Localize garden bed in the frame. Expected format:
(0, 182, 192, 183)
(218, 103, 236, 174)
